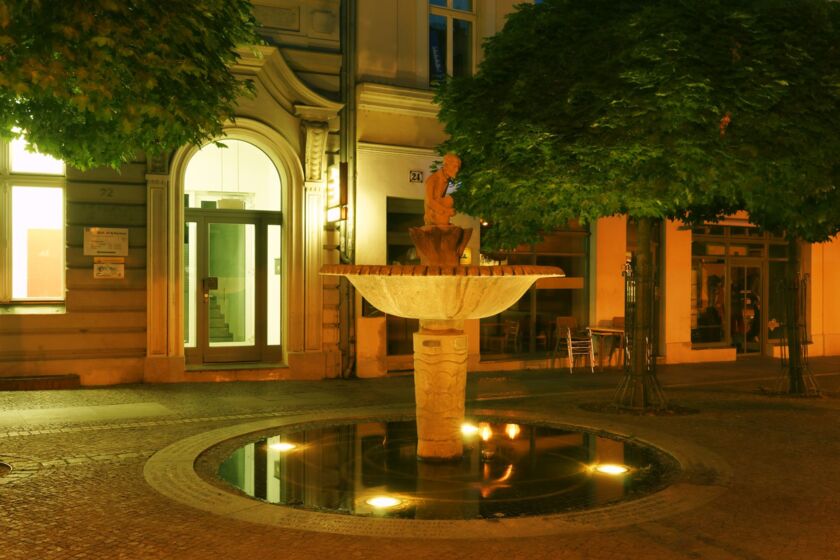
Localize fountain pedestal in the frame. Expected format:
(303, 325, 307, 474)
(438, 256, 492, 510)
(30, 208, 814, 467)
(321, 262, 563, 462)
(413, 319, 467, 460)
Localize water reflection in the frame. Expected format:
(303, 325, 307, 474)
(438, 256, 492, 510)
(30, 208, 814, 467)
(218, 419, 673, 519)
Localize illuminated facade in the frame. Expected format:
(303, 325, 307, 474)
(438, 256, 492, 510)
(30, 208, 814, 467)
(2, 0, 840, 386)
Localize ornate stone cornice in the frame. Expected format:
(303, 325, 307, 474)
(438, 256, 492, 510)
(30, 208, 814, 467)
(357, 142, 437, 157)
(357, 82, 439, 118)
(295, 104, 340, 131)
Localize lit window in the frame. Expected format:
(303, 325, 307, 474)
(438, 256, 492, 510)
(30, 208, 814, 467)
(429, 0, 475, 84)
(0, 134, 66, 302)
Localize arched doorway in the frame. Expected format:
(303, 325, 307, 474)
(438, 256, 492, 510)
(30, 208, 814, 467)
(183, 139, 283, 364)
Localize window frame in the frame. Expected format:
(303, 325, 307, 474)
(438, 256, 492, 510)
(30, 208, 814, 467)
(0, 137, 66, 304)
(690, 225, 788, 349)
(429, 0, 477, 84)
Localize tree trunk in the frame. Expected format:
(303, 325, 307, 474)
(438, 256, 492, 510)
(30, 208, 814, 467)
(614, 217, 667, 411)
(784, 234, 806, 395)
(630, 217, 653, 405)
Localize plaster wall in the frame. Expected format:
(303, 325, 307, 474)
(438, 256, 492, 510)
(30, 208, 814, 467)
(252, 0, 342, 96)
(357, 110, 446, 149)
(357, 0, 403, 84)
(233, 84, 302, 155)
(807, 237, 840, 356)
(356, 0, 518, 89)
(589, 216, 627, 327)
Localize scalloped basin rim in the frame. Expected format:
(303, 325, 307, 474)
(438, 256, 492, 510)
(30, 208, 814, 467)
(321, 264, 564, 277)
(320, 264, 564, 320)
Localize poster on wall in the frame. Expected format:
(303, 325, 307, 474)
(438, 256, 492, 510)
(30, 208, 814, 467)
(93, 257, 125, 279)
(84, 227, 129, 256)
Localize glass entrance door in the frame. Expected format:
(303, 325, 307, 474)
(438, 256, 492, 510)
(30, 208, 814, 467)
(182, 138, 283, 365)
(729, 263, 762, 354)
(185, 211, 281, 364)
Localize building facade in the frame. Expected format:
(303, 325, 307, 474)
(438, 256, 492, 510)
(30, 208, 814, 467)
(3, 0, 840, 386)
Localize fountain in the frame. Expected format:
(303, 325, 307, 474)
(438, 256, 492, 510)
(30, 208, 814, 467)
(321, 154, 563, 461)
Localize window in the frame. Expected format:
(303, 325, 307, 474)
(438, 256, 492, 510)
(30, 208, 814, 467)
(479, 224, 589, 358)
(429, 0, 475, 84)
(690, 224, 787, 352)
(0, 134, 66, 302)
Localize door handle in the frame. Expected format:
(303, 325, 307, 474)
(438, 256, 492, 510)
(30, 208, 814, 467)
(202, 277, 218, 302)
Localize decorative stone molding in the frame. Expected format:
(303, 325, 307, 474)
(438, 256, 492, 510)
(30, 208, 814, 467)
(147, 152, 169, 175)
(356, 142, 436, 157)
(233, 45, 343, 116)
(357, 82, 439, 118)
(295, 104, 340, 131)
(301, 121, 329, 182)
(145, 171, 174, 364)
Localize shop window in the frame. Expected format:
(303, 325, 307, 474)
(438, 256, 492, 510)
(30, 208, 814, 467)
(429, 0, 475, 85)
(690, 224, 788, 353)
(479, 224, 589, 359)
(0, 134, 66, 303)
(691, 259, 726, 343)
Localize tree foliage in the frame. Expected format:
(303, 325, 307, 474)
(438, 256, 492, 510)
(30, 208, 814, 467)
(438, 0, 840, 250)
(728, 3, 840, 244)
(0, 0, 257, 169)
(438, 0, 840, 402)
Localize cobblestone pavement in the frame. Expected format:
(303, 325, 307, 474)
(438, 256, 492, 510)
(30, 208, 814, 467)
(1, 358, 839, 560)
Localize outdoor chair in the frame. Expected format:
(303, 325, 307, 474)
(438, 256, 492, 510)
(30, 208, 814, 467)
(566, 326, 596, 373)
(486, 319, 521, 353)
(550, 316, 577, 368)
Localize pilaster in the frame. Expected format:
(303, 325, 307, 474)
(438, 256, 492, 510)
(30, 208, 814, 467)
(144, 154, 185, 379)
(299, 118, 333, 353)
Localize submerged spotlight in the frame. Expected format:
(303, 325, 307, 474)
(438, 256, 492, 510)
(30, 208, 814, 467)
(461, 423, 479, 436)
(593, 464, 629, 475)
(505, 423, 521, 439)
(269, 442, 297, 452)
(365, 496, 402, 508)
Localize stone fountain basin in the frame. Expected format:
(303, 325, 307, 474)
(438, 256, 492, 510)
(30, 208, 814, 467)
(321, 264, 564, 320)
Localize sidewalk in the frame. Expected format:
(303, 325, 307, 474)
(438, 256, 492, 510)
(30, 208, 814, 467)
(1, 358, 839, 559)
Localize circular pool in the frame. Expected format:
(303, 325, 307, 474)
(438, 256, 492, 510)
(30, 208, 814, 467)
(144, 407, 731, 538)
(217, 417, 678, 520)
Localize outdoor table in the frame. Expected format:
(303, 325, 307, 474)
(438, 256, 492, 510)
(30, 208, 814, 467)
(588, 326, 625, 368)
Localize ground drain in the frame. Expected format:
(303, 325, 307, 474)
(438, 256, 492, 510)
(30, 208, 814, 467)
(0, 462, 12, 477)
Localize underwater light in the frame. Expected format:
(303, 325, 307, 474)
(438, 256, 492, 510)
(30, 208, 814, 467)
(461, 423, 479, 436)
(365, 496, 402, 508)
(593, 464, 629, 475)
(505, 423, 521, 439)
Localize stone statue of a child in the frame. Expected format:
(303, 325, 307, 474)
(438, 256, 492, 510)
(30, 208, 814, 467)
(424, 153, 461, 226)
